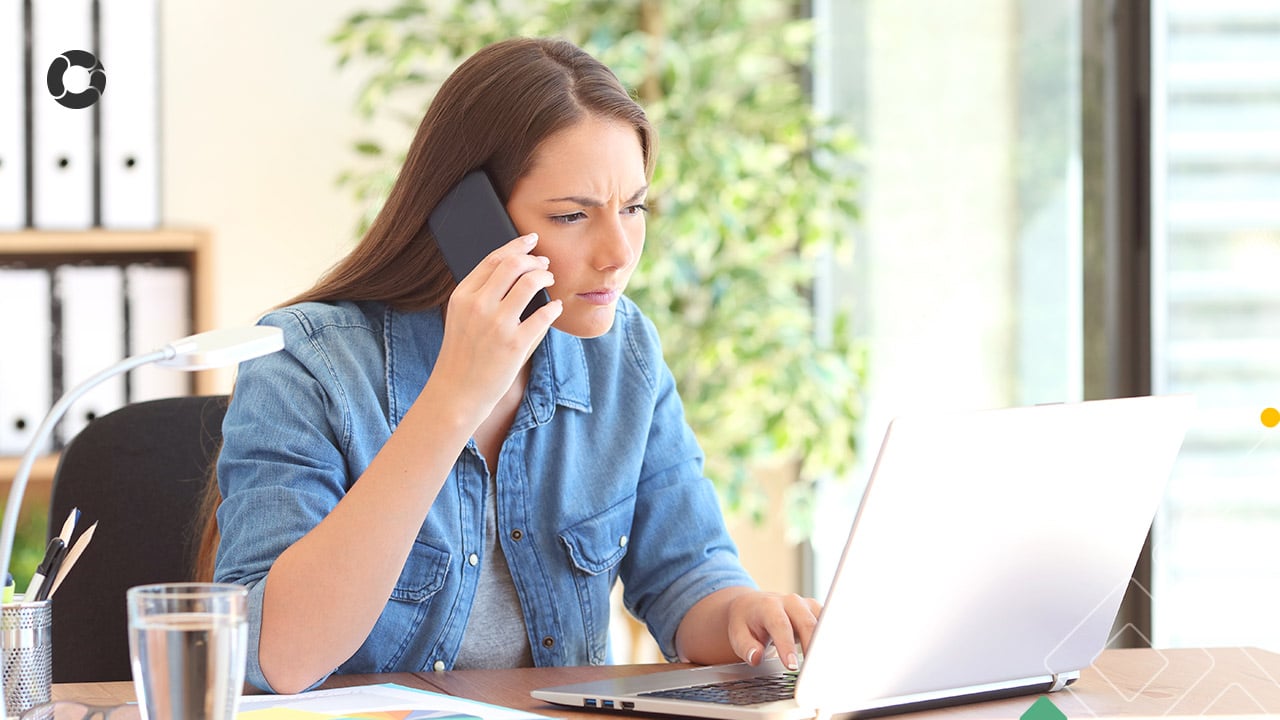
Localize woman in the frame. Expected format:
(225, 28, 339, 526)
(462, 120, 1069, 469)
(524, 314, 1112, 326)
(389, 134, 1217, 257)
(207, 36, 821, 694)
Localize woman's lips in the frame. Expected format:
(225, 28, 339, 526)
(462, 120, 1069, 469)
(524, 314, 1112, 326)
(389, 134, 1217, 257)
(577, 289, 619, 305)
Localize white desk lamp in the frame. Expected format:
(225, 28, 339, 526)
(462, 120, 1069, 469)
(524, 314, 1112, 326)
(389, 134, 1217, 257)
(0, 325, 283, 717)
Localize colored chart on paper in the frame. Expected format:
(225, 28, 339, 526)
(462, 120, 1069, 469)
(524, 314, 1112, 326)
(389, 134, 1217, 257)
(240, 709, 479, 720)
(237, 683, 551, 720)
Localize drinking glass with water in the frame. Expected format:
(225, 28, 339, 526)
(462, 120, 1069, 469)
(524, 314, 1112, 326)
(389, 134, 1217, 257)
(126, 583, 247, 720)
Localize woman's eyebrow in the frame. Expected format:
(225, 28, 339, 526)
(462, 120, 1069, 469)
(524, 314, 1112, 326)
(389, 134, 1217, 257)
(546, 185, 649, 207)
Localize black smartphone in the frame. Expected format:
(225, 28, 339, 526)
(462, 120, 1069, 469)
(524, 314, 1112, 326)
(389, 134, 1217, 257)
(427, 169, 551, 321)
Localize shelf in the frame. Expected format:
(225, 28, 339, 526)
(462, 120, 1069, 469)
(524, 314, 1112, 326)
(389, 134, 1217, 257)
(0, 228, 206, 254)
(0, 455, 58, 504)
(0, 226, 216, 396)
(1, 228, 217, 493)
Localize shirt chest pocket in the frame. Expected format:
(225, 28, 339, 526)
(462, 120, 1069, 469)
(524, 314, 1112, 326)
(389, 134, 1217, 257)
(347, 538, 452, 674)
(558, 496, 635, 663)
(559, 495, 634, 575)
(391, 538, 451, 602)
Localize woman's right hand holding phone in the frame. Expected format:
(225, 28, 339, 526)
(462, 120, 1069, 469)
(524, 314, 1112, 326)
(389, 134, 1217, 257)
(432, 233, 562, 419)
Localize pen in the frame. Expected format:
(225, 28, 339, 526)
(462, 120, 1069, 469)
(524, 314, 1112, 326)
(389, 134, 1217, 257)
(27, 537, 66, 600)
(34, 541, 69, 601)
(47, 521, 96, 599)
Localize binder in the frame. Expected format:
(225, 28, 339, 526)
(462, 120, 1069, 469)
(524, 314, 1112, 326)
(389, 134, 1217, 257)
(55, 264, 125, 446)
(0, 268, 53, 454)
(0, 0, 25, 229)
(99, 0, 160, 228)
(31, 0, 95, 229)
(125, 264, 191, 401)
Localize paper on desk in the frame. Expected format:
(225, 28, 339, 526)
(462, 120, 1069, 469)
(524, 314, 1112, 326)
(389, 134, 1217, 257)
(237, 683, 554, 720)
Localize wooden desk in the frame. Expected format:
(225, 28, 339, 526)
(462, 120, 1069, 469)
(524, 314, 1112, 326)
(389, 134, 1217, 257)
(52, 647, 1280, 718)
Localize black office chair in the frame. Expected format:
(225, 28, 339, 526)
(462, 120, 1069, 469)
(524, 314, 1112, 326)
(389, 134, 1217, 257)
(46, 394, 228, 682)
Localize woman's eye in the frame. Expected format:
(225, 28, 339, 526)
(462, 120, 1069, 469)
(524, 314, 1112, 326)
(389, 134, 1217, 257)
(623, 203, 650, 216)
(551, 211, 588, 225)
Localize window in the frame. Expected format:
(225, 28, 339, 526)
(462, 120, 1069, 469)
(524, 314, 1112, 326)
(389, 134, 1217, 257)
(1150, 0, 1280, 648)
(810, 0, 1084, 591)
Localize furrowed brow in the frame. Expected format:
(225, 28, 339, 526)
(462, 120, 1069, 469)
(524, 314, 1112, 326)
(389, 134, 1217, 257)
(546, 185, 649, 207)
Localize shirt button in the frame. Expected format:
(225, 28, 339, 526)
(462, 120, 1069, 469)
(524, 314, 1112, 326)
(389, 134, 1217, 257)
(542, 636, 555, 648)
(619, 535, 628, 548)
(468, 553, 479, 566)
(432, 660, 445, 672)
(511, 529, 524, 541)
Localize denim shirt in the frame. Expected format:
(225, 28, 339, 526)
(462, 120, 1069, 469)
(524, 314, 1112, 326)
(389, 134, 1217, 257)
(214, 296, 755, 691)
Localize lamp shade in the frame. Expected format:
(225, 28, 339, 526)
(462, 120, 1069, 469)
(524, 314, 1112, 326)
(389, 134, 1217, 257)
(157, 326, 287, 370)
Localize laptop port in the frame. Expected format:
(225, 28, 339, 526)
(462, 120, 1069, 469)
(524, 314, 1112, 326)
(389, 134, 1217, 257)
(622, 701, 635, 710)
(602, 700, 615, 709)
(585, 699, 597, 707)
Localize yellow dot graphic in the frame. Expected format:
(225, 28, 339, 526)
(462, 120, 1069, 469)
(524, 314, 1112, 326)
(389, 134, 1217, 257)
(1263, 408, 1280, 428)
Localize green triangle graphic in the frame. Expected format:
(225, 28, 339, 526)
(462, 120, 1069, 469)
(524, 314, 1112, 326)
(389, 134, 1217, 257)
(1021, 696, 1067, 720)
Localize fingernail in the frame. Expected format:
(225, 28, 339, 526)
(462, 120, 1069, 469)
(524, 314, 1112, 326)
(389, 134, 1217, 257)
(746, 648, 758, 665)
(786, 653, 798, 671)
(525, 233, 539, 245)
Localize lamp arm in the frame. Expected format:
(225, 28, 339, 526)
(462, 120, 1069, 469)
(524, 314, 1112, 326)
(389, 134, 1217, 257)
(0, 349, 169, 593)
(0, 326, 278, 715)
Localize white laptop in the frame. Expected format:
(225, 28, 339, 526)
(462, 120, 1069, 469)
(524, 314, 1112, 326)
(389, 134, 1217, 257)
(532, 394, 1196, 720)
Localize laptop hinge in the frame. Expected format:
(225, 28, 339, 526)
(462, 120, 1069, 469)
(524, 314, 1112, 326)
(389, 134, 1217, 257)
(1048, 674, 1069, 693)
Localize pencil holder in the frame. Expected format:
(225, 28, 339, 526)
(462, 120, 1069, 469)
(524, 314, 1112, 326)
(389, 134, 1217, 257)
(1, 597, 52, 716)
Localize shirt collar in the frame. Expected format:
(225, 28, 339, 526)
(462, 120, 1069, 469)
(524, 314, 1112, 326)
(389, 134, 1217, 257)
(384, 305, 591, 431)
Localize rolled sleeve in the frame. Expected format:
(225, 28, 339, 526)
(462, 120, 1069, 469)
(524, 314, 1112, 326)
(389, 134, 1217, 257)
(239, 576, 274, 692)
(213, 310, 364, 691)
(619, 318, 757, 659)
(624, 458, 757, 659)
(215, 485, 348, 691)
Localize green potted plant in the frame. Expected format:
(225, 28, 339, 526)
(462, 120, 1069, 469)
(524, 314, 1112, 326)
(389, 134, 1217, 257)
(330, 0, 863, 535)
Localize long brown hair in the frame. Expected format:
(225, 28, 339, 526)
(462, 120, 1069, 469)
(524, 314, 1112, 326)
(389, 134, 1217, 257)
(194, 36, 656, 582)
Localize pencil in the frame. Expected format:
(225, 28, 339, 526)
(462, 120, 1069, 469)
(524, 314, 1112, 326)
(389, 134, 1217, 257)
(57, 507, 79, 545)
(46, 521, 96, 599)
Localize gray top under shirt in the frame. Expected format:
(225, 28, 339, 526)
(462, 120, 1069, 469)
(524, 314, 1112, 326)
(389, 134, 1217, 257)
(452, 471, 536, 669)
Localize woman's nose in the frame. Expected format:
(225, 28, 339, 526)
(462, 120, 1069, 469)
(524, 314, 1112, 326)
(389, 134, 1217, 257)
(593, 216, 638, 271)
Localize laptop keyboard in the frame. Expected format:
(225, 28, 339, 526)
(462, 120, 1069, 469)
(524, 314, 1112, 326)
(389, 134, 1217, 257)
(639, 671, 798, 706)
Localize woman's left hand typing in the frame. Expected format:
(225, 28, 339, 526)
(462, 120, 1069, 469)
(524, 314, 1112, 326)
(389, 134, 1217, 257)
(676, 587, 822, 670)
